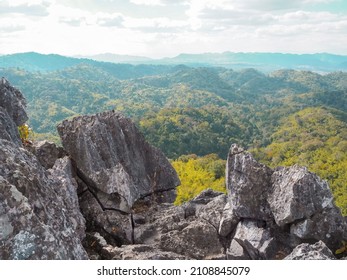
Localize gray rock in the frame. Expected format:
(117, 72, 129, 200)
(0, 108, 22, 145)
(268, 166, 335, 227)
(30, 140, 66, 169)
(219, 202, 240, 237)
(57, 111, 180, 210)
(284, 241, 336, 260)
(230, 220, 279, 260)
(227, 239, 249, 260)
(0, 78, 27, 145)
(290, 206, 345, 251)
(48, 157, 86, 240)
(78, 190, 133, 246)
(0, 77, 27, 126)
(101, 244, 187, 260)
(226, 144, 273, 221)
(159, 219, 225, 259)
(0, 140, 88, 259)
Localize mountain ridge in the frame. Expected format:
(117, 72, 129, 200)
(1, 51, 347, 72)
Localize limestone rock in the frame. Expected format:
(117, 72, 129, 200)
(230, 220, 279, 260)
(48, 157, 86, 240)
(0, 140, 88, 259)
(0, 78, 27, 145)
(0, 79, 87, 259)
(57, 111, 180, 210)
(290, 206, 345, 251)
(284, 241, 336, 260)
(101, 244, 187, 260)
(226, 144, 273, 221)
(159, 219, 224, 259)
(0, 77, 27, 126)
(30, 140, 66, 169)
(268, 166, 335, 227)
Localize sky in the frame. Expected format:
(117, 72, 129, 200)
(0, 0, 347, 58)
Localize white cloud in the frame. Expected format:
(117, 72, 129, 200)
(129, 0, 164, 6)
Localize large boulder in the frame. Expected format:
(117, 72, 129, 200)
(0, 140, 88, 259)
(269, 166, 345, 250)
(226, 144, 273, 221)
(57, 111, 180, 210)
(0, 79, 87, 259)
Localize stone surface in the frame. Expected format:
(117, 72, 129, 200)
(290, 206, 345, 251)
(226, 144, 273, 221)
(230, 220, 279, 260)
(0, 140, 88, 259)
(0, 77, 27, 126)
(48, 157, 86, 240)
(30, 140, 66, 169)
(101, 244, 187, 260)
(284, 241, 336, 260)
(57, 111, 180, 210)
(0, 78, 27, 145)
(269, 166, 335, 227)
(0, 79, 87, 260)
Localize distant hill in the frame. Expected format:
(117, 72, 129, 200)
(2, 51, 347, 73)
(80, 52, 347, 72)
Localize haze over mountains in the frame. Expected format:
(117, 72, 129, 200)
(1, 51, 347, 73)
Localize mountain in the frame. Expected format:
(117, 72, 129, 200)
(3, 51, 346, 73)
(77, 53, 152, 63)
(156, 52, 347, 72)
(80, 51, 347, 72)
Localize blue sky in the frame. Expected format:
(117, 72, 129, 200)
(0, 0, 346, 57)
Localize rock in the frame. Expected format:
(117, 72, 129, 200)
(0, 140, 88, 259)
(226, 144, 273, 221)
(30, 140, 66, 169)
(101, 244, 187, 260)
(48, 157, 86, 240)
(78, 190, 133, 246)
(159, 219, 225, 259)
(219, 202, 240, 237)
(184, 189, 227, 230)
(284, 241, 336, 260)
(0, 79, 87, 259)
(230, 220, 279, 260)
(0, 108, 22, 145)
(57, 111, 180, 210)
(0, 78, 27, 145)
(131, 191, 227, 260)
(290, 206, 345, 251)
(227, 239, 249, 260)
(268, 166, 335, 227)
(0, 77, 27, 126)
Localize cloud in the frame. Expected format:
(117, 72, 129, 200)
(97, 14, 125, 27)
(0, 1, 50, 17)
(129, 0, 164, 6)
(124, 17, 188, 33)
(0, 24, 26, 33)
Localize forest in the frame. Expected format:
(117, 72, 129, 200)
(1, 55, 346, 215)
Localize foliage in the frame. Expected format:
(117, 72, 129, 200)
(253, 107, 347, 215)
(18, 124, 30, 142)
(335, 241, 347, 255)
(172, 154, 226, 205)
